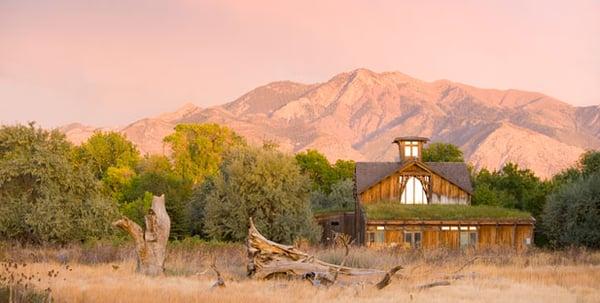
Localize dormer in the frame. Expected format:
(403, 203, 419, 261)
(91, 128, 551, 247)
(393, 136, 429, 162)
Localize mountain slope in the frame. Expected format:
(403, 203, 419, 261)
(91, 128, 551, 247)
(61, 69, 600, 178)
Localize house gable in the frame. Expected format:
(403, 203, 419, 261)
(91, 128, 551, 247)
(356, 160, 472, 205)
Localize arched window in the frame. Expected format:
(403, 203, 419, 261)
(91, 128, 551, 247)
(399, 176, 428, 204)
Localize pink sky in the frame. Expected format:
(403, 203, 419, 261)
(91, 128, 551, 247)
(1, 0, 599, 127)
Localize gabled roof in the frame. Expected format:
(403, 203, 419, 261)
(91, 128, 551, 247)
(355, 161, 473, 194)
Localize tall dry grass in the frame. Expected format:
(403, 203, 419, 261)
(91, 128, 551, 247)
(1, 242, 599, 302)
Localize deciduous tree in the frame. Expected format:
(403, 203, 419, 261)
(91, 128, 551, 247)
(197, 145, 320, 244)
(0, 123, 116, 244)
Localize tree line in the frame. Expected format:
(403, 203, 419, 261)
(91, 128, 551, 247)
(0, 123, 598, 248)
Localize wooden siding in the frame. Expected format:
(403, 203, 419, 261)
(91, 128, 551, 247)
(315, 212, 356, 245)
(359, 163, 469, 205)
(364, 222, 534, 251)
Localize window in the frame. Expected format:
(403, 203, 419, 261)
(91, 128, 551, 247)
(460, 231, 477, 248)
(399, 176, 428, 204)
(368, 230, 385, 245)
(404, 231, 422, 248)
(403, 141, 420, 158)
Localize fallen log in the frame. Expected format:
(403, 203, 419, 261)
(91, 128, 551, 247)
(246, 218, 401, 289)
(416, 280, 451, 290)
(414, 256, 479, 290)
(113, 195, 170, 276)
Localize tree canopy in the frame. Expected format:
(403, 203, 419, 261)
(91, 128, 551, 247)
(471, 163, 549, 218)
(74, 131, 140, 179)
(422, 142, 464, 162)
(295, 149, 355, 193)
(163, 123, 245, 184)
(552, 150, 600, 186)
(194, 145, 320, 244)
(0, 123, 117, 244)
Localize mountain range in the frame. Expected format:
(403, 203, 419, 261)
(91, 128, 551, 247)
(60, 68, 600, 179)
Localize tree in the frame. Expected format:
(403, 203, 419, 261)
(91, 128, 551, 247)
(422, 142, 464, 162)
(74, 131, 140, 179)
(542, 173, 600, 248)
(310, 179, 355, 211)
(580, 150, 600, 176)
(471, 163, 548, 218)
(163, 123, 245, 184)
(295, 149, 355, 193)
(332, 159, 355, 181)
(0, 123, 117, 244)
(552, 150, 600, 187)
(197, 145, 321, 244)
(471, 183, 518, 208)
(122, 158, 192, 239)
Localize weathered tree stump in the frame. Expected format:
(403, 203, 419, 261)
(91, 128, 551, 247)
(247, 218, 401, 288)
(113, 194, 170, 276)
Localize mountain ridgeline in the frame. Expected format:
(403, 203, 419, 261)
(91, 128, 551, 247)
(61, 69, 600, 178)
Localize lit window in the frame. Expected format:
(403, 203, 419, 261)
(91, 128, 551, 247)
(403, 141, 420, 158)
(400, 176, 428, 204)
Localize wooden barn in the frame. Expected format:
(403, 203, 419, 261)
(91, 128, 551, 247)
(318, 136, 535, 251)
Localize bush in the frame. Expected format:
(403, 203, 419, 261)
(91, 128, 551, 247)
(542, 173, 600, 249)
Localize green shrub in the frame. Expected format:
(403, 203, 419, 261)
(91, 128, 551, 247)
(542, 173, 600, 248)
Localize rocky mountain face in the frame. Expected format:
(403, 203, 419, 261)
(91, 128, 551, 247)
(60, 69, 600, 179)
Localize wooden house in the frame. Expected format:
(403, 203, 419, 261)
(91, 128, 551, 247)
(318, 136, 535, 251)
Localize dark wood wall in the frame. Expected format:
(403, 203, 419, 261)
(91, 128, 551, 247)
(315, 212, 356, 245)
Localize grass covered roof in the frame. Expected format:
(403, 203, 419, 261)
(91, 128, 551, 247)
(364, 203, 532, 221)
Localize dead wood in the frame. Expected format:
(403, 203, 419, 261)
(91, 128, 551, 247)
(113, 195, 170, 276)
(210, 257, 225, 288)
(416, 280, 451, 290)
(330, 233, 351, 284)
(375, 265, 404, 290)
(246, 218, 401, 289)
(415, 256, 479, 290)
(450, 257, 478, 276)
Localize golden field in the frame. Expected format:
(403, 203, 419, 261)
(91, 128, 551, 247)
(1, 242, 599, 303)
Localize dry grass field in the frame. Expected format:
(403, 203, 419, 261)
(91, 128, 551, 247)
(1, 242, 599, 303)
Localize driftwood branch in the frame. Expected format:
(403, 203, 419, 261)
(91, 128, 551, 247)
(375, 265, 404, 290)
(415, 256, 479, 290)
(331, 232, 351, 284)
(210, 256, 225, 288)
(246, 218, 402, 289)
(417, 280, 451, 290)
(113, 195, 170, 276)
